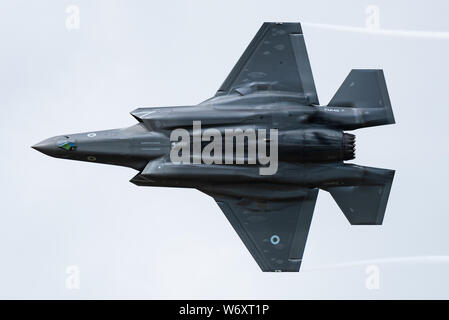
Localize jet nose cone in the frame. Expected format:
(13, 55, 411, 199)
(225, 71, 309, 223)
(32, 138, 57, 156)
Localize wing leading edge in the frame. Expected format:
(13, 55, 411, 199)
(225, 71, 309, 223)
(204, 187, 319, 272)
(215, 22, 319, 104)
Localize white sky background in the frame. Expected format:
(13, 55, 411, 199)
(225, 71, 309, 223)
(0, 0, 448, 299)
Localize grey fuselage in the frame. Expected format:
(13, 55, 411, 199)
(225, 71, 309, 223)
(33, 91, 391, 197)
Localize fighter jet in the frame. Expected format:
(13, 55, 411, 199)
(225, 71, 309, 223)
(33, 22, 395, 272)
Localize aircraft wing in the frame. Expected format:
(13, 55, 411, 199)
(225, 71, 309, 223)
(215, 22, 319, 104)
(203, 187, 319, 272)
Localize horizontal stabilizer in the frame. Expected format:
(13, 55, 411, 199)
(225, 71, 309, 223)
(327, 69, 395, 129)
(326, 168, 394, 225)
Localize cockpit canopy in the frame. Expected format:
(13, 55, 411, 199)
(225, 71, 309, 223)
(57, 140, 77, 151)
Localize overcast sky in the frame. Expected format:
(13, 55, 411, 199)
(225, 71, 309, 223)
(0, 0, 448, 298)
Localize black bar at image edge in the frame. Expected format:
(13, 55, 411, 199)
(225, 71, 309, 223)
(0, 300, 447, 318)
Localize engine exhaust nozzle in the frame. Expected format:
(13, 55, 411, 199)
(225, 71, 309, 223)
(343, 133, 355, 160)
